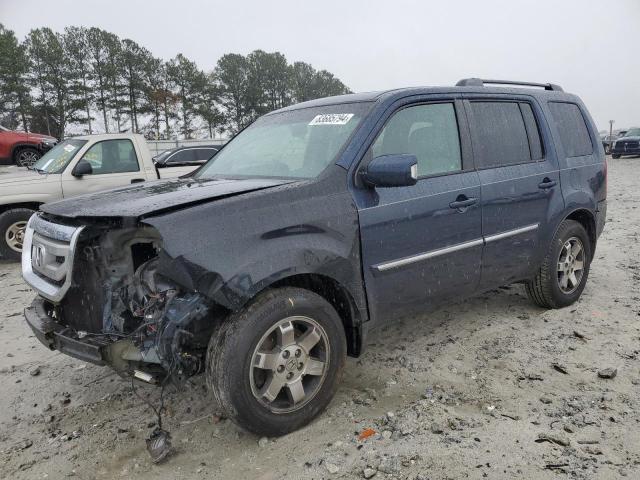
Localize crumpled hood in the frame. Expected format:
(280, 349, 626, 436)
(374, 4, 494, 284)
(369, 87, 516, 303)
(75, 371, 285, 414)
(41, 177, 296, 219)
(0, 168, 58, 185)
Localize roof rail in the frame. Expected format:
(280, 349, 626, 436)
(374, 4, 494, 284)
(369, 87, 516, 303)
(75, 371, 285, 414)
(456, 78, 564, 92)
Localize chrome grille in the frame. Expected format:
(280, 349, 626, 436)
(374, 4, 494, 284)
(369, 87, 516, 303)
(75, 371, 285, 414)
(618, 140, 640, 150)
(22, 214, 84, 302)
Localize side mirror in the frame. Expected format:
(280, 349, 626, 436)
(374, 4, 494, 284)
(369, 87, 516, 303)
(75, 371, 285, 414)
(72, 159, 93, 177)
(360, 154, 418, 188)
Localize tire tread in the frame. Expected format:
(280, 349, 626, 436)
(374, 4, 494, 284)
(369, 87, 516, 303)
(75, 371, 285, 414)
(526, 220, 590, 309)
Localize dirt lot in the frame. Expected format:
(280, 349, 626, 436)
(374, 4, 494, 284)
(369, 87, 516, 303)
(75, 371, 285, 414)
(1, 157, 639, 480)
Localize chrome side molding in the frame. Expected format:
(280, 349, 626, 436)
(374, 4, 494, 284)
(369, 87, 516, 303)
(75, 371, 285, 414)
(484, 223, 539, 243)
(373, 223, 539, 272)
(374, 238, 484, 272)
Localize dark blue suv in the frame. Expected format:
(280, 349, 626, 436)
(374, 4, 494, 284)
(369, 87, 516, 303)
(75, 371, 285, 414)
(611, 127, 640, 158)
(23, 78, 606, 437)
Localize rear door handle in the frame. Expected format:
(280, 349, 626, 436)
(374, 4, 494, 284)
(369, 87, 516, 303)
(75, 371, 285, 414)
(538, 178, 557, 189)
(449, 196, 478, 210)
(131, 178, 145, 184)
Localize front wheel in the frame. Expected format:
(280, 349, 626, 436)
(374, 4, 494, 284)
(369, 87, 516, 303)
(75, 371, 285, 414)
(206, 287, 346, 436)
(525, 220, 591, 309)
(14, 147, 41, 167)
(0, 208, 35, 261)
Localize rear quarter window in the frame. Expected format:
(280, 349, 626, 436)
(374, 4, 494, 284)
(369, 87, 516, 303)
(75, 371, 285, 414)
(548, 102, 593, 157)
(196, 148, 218, 161)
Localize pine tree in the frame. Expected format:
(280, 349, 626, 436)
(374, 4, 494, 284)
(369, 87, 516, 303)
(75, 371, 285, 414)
(0, 24, 31, 131)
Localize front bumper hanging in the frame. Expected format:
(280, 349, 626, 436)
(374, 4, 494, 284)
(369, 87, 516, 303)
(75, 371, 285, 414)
(24, 297, 106, 365)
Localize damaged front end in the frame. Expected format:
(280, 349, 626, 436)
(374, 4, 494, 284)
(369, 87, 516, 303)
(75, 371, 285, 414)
(23, 213, 220, 384)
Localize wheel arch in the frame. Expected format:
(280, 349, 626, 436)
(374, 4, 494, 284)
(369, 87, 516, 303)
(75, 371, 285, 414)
(0, 202, 42, 216)
(263, 273, 366, 358)
(10, 142, 40, 160)
(564, 208, 597, 259)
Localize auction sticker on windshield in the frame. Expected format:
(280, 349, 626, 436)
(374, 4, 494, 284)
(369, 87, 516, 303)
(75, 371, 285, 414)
(309, 113, 354, 125)
(63, 144, 76, 152)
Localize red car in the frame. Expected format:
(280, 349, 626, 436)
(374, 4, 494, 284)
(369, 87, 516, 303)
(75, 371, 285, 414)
(0, 125, 57, 167)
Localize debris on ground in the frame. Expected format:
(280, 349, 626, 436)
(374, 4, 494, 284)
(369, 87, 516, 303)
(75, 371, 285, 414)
(598, 367, 618, 379)
(357, 428, 376, 441)
(146, 428, 172, 464)
(535, 432, 571, 447)
(551, 363, 568, 374)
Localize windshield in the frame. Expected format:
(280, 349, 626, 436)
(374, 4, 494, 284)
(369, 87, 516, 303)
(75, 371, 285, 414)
(195, 103, 370, 180)
(32, 139, 87, 173)
(623, 128, 640, 137)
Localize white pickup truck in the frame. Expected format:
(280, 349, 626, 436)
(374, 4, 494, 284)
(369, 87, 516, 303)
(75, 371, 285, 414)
(0, 133, 201, 260)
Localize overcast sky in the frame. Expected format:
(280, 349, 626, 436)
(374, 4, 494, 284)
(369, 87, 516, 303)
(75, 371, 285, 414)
(2, 0, 638, 131)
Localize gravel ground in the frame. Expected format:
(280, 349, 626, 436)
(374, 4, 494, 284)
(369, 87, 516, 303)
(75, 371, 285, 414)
(1, 157, 639, 480)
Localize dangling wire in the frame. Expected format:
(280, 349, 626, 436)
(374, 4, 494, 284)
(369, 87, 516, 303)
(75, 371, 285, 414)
(130, 356, 175, 430)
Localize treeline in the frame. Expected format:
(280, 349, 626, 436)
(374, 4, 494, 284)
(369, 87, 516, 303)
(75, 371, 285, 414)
(0, 24, 351, 139)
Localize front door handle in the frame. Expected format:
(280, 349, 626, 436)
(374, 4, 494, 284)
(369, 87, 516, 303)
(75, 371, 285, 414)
(449, 196, 478, 211)
(131, 178, 145, 184)
(538, 178, 557, 189)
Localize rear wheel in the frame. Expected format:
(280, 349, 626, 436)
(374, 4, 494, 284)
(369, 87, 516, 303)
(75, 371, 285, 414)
(0, 208, 35, 261)
(526, 220, 591, 309)
(612, 154, 621, 159)
(14, 147, 41, 167)
(206, 287, 346, 436)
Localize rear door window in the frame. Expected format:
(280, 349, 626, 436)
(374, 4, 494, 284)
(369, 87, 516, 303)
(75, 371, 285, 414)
(548, 102, 593, 157)
(468, 101, 536, 168)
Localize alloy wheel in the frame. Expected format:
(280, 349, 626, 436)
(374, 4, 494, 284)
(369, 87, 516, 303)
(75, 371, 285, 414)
(249, 315, 329, 413)
(557, 236, 585, 294)
(16, 150, 40, 167)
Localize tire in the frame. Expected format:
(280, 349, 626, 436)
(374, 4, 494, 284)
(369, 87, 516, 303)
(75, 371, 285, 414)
(14, 147, 42, 167)
(206, 287, 347, 436)
(526, 220, 591, 309)
(604, 145, 611, 155)
(0, 208, 35, 261)
(612, 154, 621, 159)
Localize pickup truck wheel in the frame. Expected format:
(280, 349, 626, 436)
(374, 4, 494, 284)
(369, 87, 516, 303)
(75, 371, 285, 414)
(14, 147, 41, 167)
(612, 154, 621, 159)
(206, 287, 346, 436)
(0, 208, 35, 261)
(525, 220, 591, 309)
